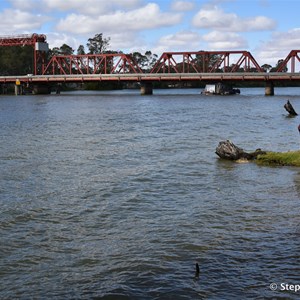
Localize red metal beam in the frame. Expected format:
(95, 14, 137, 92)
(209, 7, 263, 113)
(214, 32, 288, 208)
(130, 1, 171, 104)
(276, 50, 300, 72)
(150, 51, 263, 73)
(0, 33, 46, 46)
(42, 53, 143, 75)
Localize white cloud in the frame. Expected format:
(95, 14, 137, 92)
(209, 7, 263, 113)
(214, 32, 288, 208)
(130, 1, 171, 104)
(171, 0, 195, 11)
(243, 16, 276, 31)
(269, 28, 300, 49)
(44, 0, 142, 15)
(192, 5, 276, 32)
(56, 3, 182, 34)
(109, 32, 145, 52)
(203, 31, 248, 49)
(153, 30, 202, 53)
(46, 32, 81, 51)
(8, 0, 41, 11)
(9, 0, 143, 15)
(46, 31, 145, 54)
(256, 28, 300, 66)
(0, 9, 46, 33)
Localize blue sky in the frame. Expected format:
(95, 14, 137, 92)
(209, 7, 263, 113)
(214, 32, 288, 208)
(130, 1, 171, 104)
(0, 0, 299, 67)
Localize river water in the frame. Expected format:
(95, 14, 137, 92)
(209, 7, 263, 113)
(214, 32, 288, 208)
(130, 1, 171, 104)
(1, 87, 300, 299)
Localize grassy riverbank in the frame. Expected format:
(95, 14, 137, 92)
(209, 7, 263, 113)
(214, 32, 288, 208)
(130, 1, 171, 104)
(256, 151, 300, 167)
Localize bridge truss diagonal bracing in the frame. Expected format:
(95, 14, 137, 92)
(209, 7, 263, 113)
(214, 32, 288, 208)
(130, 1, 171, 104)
(277, 50, 300, 73)
(42, 53, 144, 75)
(150, 51, 263, 73)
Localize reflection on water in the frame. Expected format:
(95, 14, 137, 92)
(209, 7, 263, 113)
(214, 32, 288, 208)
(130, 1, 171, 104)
(1, 88, 300, 299)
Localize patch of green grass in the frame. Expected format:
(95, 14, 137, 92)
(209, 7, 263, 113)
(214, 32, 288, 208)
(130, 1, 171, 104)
(256, 151, 300, 167)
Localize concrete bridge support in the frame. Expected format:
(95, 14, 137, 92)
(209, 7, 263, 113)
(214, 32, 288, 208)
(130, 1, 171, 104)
(140, 82, 153, 95)
(32, 84, 51, 95)
(265, 81, 274, 96)
(1, 84, 8, 94)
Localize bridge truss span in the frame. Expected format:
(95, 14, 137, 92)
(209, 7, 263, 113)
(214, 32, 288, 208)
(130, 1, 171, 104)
(150, 51, 263, 73)
(42, 53, 143, 75)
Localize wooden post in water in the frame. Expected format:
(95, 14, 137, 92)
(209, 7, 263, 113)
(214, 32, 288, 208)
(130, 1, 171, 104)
(140, 82, 153, 95)
(265, 81, 274, 96)
(284, 100, 298, 116)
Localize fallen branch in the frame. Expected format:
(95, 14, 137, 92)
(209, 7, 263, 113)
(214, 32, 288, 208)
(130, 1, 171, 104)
(284, 100, 298, 116)
(215, 140, 266, 161)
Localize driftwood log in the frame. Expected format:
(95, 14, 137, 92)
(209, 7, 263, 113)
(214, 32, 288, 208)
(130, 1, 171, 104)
(284, 100, 298, 116)
(216, 140, 266, 161)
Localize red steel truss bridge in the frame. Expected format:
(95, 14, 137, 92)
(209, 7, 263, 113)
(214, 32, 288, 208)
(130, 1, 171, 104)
(0, 34, 300, 85)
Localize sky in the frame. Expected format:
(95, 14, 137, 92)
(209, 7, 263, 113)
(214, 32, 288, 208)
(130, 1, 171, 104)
(0, 0, 299, 67)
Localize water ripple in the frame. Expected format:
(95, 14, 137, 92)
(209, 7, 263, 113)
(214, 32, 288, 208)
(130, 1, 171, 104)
(1, 89, 300, 299)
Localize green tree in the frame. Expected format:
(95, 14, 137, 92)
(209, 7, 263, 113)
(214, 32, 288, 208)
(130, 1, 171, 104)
(0, 45, 33, 75)
(145, 51, 158, 71)
(276, 59, 288, 72)
(195, 52, 222, 72)
(77, 45, 85, 55)
(87, 33, 110, 54)
(49, 47, 60, 57)
(132, 52, 147, 68)
(130, 51, 158, 72)
(48, 44, 74, 56)
(59, 44, 74, 55)
(261, 64, 272, 72)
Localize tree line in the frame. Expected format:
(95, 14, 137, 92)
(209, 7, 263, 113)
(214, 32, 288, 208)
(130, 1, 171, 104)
(48, 33, 159, 74)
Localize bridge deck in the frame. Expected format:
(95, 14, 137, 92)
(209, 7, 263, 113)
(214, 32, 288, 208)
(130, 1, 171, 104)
(1, 72, 300, 84)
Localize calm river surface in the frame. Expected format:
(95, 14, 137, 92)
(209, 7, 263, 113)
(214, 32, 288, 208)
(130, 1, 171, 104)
(1, 87, 300, 299)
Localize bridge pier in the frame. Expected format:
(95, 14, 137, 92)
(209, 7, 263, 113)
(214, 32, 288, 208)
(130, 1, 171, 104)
(55, 83, 61, 94)
(140, 82, 153, 95)
(265, 81, 274, 96)
(2, 84, 8, 94)
(32, 84, 51, 95)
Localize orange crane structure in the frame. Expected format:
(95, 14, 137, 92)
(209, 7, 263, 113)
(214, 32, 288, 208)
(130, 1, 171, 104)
(0, 33, 48, 75)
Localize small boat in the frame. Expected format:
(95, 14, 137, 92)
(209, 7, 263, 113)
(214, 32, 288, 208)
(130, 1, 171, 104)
(201, 83, 240, 95)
